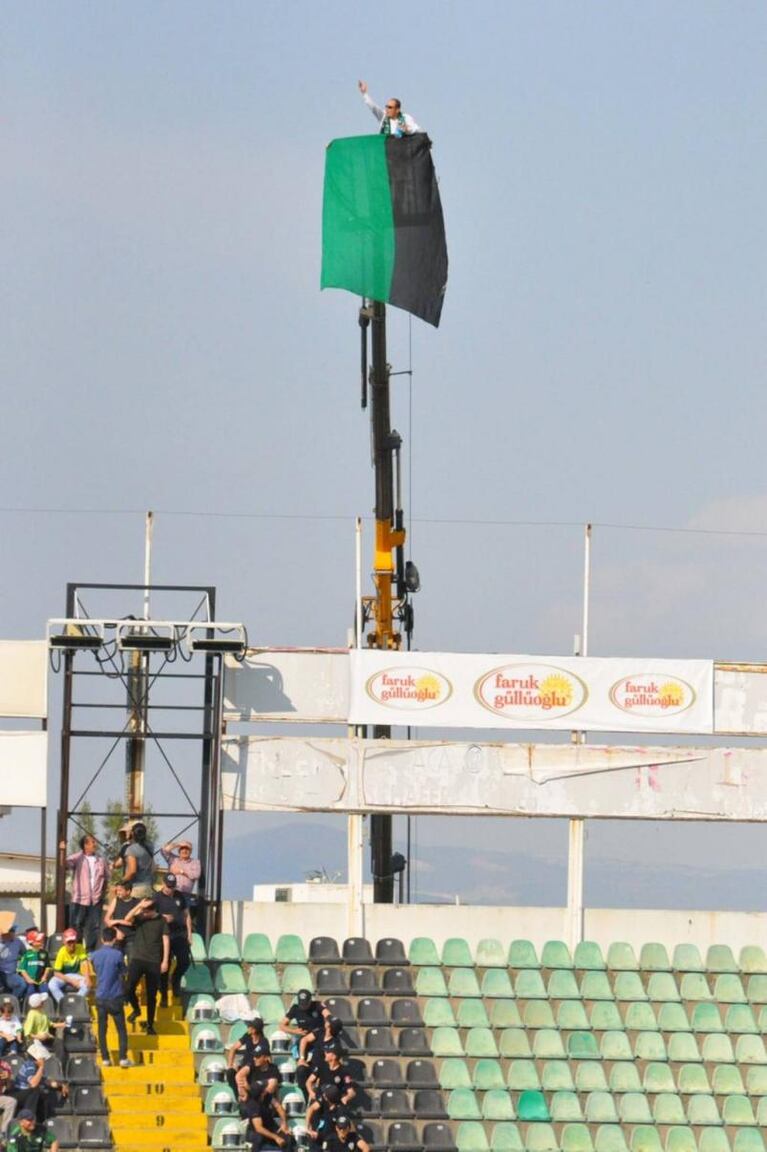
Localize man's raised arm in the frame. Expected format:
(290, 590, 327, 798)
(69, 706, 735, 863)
(358, 80, 384, 122)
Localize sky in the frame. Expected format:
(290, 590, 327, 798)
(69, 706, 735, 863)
(1, 1, 766, 908)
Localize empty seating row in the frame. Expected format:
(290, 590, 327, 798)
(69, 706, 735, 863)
(45, 1116, 113, 1150)
(451, 1122, 767, 1152)
(200, 932, 412, 966)
(429, 1026, 767, 1061)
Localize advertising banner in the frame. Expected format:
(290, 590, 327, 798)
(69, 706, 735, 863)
(349, 650, 714, 735)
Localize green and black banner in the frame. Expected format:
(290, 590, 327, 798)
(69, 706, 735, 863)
(321, 133, 448, 328)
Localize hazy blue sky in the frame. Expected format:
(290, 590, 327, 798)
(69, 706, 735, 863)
(1, 2, 766, 906)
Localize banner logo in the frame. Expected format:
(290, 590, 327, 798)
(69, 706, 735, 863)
(610, 674, 695, 716)
(365, 667, 452, 710)
(475, 663, 588, 721)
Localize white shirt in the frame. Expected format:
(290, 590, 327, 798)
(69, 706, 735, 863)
(362, 91, 420, 136)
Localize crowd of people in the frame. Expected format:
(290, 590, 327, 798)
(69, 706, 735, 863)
(0, 821, 201, 1152)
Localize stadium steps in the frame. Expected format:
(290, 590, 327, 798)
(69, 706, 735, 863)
(104, 1003, 208, 1152)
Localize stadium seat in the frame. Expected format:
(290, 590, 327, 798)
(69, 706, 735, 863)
(600, 1030, 632, 1060)
(59, 993, 91, 1023)
(550, 1091, 583, 1122)
(358, 997, 389, 1027)
(557, 1000, 590, 1030)
(447, 1089, 481, 1121)
(672, 944, 704, 973)
(701, 1033, 735, 1062)
(647, 972, 680, 1002)
(46, 1117, 76, 1149)
(707, 945, 738, 973)
(715, 974, 747, 1003)
(653, 1094, 686, 1125)
(455, 1121, 489, 1152)
(562, 1126, 595, 1152)
(548, 970, 580, 999)
(623, 1003, 657, 1031)
(517, 1090, 550, 1122)
(350, 968, 380, 995)
(567, 1030, 600, 1060)
(198, 1055, 228, 1085)
(209, 933, 241, 962)
(399, 1028, 431, 1056)
(595, 1128, 630, 1152)
(481, 969, 514, 998)
(541, 940, 573, 969)
(489, 1001, 522, 1028)
(721, 1096, 757, 1126)
(273, 935, 306, 964)
(589, 1002, 622, 1030)
(514, 970, 547, 999)
(473, 1058, 504, 1090)
(316, 966, 349, 995)
(508, 940, 539, 969)
(686, 1095, 722, 1126)
(448, 969, 481, 998)
(756, 1099, 767, 1126)
(698, 1135, 731, 1152)
(281, 964, 312, 994)
(181, 965, 214, 994)
(465, 1027, 498, 1058)
(609, 1062, 641, 1093)
(391, 998, 423, 1027)
(66, 1056, 100, 1084)
(745, 975, 767, 1003)
(746, 1066, 767, 1094)
(499, 1028, 532, 1059)
(388, 1120, 423, 1152)
(619, 1093, 653, 1124)
(256, 993, 287, 1023)
(242, 933, 275, 963)
(424, 997, 456, 1027)
(493, 1124, 524, 1152)
(408, 937, 440, 966)
(190, 932, 207, 962)
(414, 1090, 448, 1119)
(574, 941, 605, 970)
(343, 937, 375, 965)
(210, 1118, 248, 1150)
(380, 1088, 414, 1119)
(733, 1134, 766, 1152)
(442, 938, 473, 968)
(522, 1000, 555, 1029)
(376, 938, 408, 965)
(634, 1032, 667, 1061)
(725, 1004, 758, 1034)
(736, 1034, 767, 1064)
(186, 993, 219, 1022)
(456, 999, 489, 1029)
(541, 1060, 575, 1092)
(640, 943, 671, 972)
(73, 1086, 108, 1114)
(525, 1125, 558, 1152)
(645, 1062, 677, 1093)
(532, 1029, 566, 1060)
(614, 972, 647, 1000)
(476, 938, 506, 967)
(581, 972, 614, 1001)
(247, 965, 280, 995)
(483, 1089, 515, 1121)
(407, 1060, 438, 1088)
(659, 1003, 692, 1033)
(416, 967, 448, 998)
(431, 1027, 465, 1057)
(192, 1022, 224, 1053)
(606, 942, 638, 970)
(439, 1059, 471, 1089)
(423, 1123, 457, 1152)
(680, 973, 712, 1001)
(77, 1117, 112, 1148)
(506, 1060, 541, 1091)
(584, 1092, 618, 1124)
(575, 1063, 608, 1092)
(364, 1027, 397, 1055)
(665, 1130, 697, 1152)
(691, 1003, 724, 1033)
(205, 1084, 239, 1116)
(740, 946, 767, 975)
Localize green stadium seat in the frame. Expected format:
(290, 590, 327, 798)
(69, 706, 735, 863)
(721, 1097, 756, 1126)
(667, 1033, 702, 1062)
(712, 1065, 745, 1095)
(507, 1060, 540, 1091)
(432, 1027, 464, 1057)
(439, 1059, 471, 1089)
(227, 1020, 248, 1044)
(698, 1133, 731, 1152)
(746, 1066, 767, 1094)
(473, 1058, 504, 1090)
(256, 994, 285, 1024)
(274, 935, 306, 963)
(508, 940, 539, 969)
(248, 965, 280, 994)
(532, 1029, 566, 1060)
(631, 1128, 664, 1152)
(209, 933, 241, 962)
(456, 1121, 489, 1152)
(581, 972, 614, 1001)
(686, 1094, 721, 1126)
(214, 964, 247, 995)
(757, 1004, 767, 1031)
(456, 999, 489, 1029)
(736, 1034, 767, 1064)
(607, 942, 638, 971)
(595, 1129, 629, 1152)
(541, 1061, 575, 1092)
(465, 1027, 498, 1058)
(745, 975, 767, 1003)
(448, 969, 481, 998)
(575, 1063, 608, 1092)
(640, 943, 671, 972)
(408, 937, 440, 966)
(493, 1124, 525, 1152)
(725, 1004, 758, 1034)
(568, 1031, 600, 1060)
(677, 1064, 710, 1094)
(447, 1088, 481, 1120)
(181, 965, 214, 994)
(589, 1002, 622, 1031)
(714, 974, 746, 1003)
(584, 1092, 618, 1124)
(680, 973, 712, 1001)
(574, 941, 605, 970)
(186, 993, 218, 1022)
(523, 1001, 555, 1030)
(475, 938, 506, 968)
(599, 1030, 632, 1061)
(525, 1126, 558, 1152)
(482, 969, 514, 999)
(424, 997, 456, 1027)
(550, 1091, 583, 1122)
(204, 1083, 238, 1115)
(557, 1000, 590, 1031)
(548, 971, 580, 1000)
(740, 946, 767, 975)
(281, 964, 312, 994)
(562, 1126, 594, 1152)
(619, 1094, 653, 1125)
(482, 1089, 515, 1121)
(609, 1062, 641, 1093)
(242, 933, 274, 964)
(647, 973, 680, 1002)
(190, 933, 207, 962)
(192, 1021, 224, 1053)
(614, 972, 647, 1001)
(658, 1003, 691, 1032)
(643, 1062, 676, 1094)
(442, 938, 473, 968)
(515, 970, 547, 999)
(489, 1000, 522, 1028)
(732, 1133, 766, 1152)
(756, 1099, 767, 1126)
(623, 1003, 657, 1031)
(198, 1053, 228, 1086)
(700, 1034, 735, 1063)
(500, 1029, 533, 1059)
(706, 945, 738, 973)
(665, 1130, 697, 1152)
(210, 1118, 247, 1149)
(672, 944, 704, 973)
(690, 1003, 723, 1032)
(541, 940, 574, 969)
(517, 1090, 550, 1122)
(653, 1094, 686, 1125)
(634, 1032, 667, 1062)
(416, 967, 449, 998)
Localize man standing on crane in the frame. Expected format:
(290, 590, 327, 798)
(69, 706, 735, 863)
(358, 81, 420, 136)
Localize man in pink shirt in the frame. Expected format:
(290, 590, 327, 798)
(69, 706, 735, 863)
(63, 835, 109, 951)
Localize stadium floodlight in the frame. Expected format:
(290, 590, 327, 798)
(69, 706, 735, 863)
(48, 621, 105, 652)
(185, 622, 247, 657)
(116, 621, 176, 653)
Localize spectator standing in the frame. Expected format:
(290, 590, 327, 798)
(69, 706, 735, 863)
(103, 880, 139, 955)
(48, 930, 90, 1007)
(120, 822, 155, 899)
(63, 835, 109, 951)
(160, 839, 200, 896)
(0, 926, 26, 1004)
(0, 1058, 17, 1140)
(16, 933, 50, 1000)
(124, 899, 169, 1036)
(89, 927, 131, 1068)
(154, 874, 191, 1006)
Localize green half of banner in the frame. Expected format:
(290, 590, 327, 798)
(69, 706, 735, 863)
(321, 133, 448, 328)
